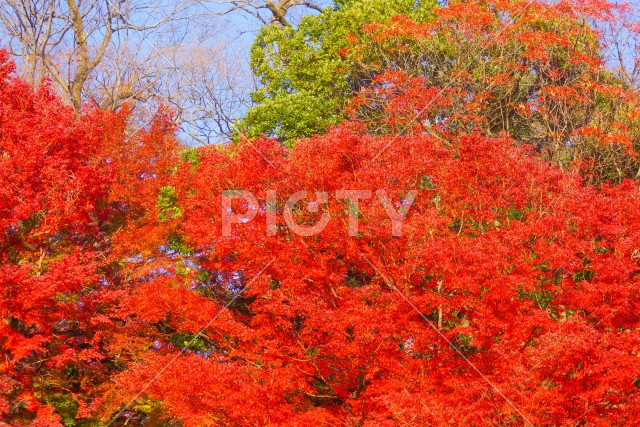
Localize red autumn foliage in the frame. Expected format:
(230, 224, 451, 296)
(104, 122, 639, 426)
(348, 0, 640, 184)
(0, 50, 179, 426)
(1, 0, 640, 424)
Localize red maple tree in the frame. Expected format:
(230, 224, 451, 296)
(0, 50, 179, 425)
(103, 120, 639, 426)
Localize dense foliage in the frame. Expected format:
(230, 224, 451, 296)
(0, 51, 180, 425)
(2, 0, 640, 425)
(126, 123, 640, 426)
(242, 0, 640, 185)
(238, 0, 437, 143)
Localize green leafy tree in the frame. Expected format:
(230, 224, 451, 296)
(237, 0, 437, 145)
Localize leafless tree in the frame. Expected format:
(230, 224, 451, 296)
(0, 0, 193, 111)
(0, 0, 327, 144)
(147, 40, 257, 144)
(209, 0, 325, 27)
(594, 4, 640, 89)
